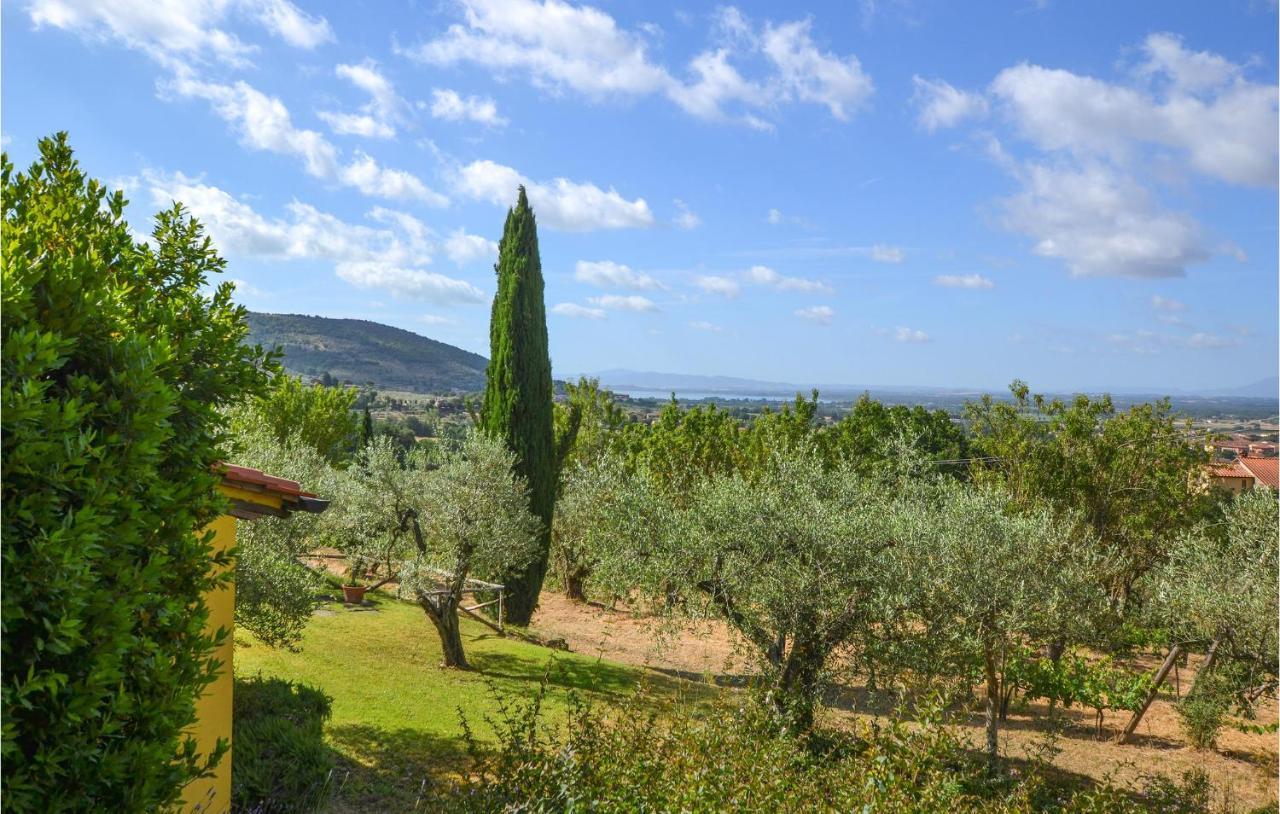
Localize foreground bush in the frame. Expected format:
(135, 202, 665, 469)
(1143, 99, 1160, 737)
(431, 684, 1224, 813)
(2, 134, 274, 810)
(232, 676, 334, 813)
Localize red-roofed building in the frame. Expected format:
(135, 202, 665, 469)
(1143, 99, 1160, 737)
(1207, 460, 1254, 494)
(1239, 457, 1279, 490)
(1206, 456, 1279, 493)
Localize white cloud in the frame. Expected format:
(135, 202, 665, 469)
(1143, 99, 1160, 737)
(27, 0, 332, 67)
(990, 36, 1278, 187)
(893, 326, 930, 343)
(401, 0, 872, 128)
(795, 305, 834, 324)
(688, 320, 723, 332)
(420, 314, 457, 325)
(253, 0, 333, 49)
(1150, 294, 1186, 312)
(142, 170, 483, 305)
(454, 159, 652, 231)
(694, 275, 741, 298)
(575, 260, 663, 290)
(911, 75, 988, 131)
(744, 264, 832, 294)
(226, 277, 270, 299)
(766, 208, 783, 224)
(588, 294, 658, 312)
(933, 274, 994, 289)
(1002, 162, 1208, 278)
(921, 35, 1276, 281)
(444, 229, 498, 265)
(167, 75, 448, 205)
(428, 89, 507, 126)
(552, 302, 607, 319)
(759, 19, 873, 121)
(341, 152, 448, 204)
(319, 60, 403, 138)
(673, 198, 701, 230)
(336, 262, 486, 303)
(870, 244, 904, 263)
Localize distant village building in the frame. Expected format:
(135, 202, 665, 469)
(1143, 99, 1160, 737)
(1206, 455, 1279, 494)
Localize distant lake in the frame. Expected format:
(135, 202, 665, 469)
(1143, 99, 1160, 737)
(611, 387, 828, 403)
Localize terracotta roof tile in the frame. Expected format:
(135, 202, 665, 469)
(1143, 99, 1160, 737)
(1240, 457, 1279, 489)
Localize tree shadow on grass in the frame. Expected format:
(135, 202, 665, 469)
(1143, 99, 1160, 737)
(325, 723, 468, 814)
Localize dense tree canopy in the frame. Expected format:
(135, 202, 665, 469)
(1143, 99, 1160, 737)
(1, 134, 275, 810)
(965, 381, 1212, 605)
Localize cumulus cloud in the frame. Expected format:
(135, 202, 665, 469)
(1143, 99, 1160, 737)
(795, 305, 834, 324)
(429, 89, 507, 126)
(1002, 162, 1209, 278)
(453, 159, 652, 231)
(444, 229, 498, 265)
(588, 294, 658, 312)
(552, 302, 607, 319)
(893, 326, 930, 343)
(920, 34, 1276, 279)
(166, 75, 448, 205)
(744, 264, 832, 294)
(911, 75, 989, 131)
(27, 0, 333, 67)
(319, 60, 404, 138)
(933, 274, 994, 289)
(141, 170, 483, 305)
(575, 260, 663, 290)
(990, 35, 1277, 187)
(400, 0, 872, 128)
(694, 275, 741, 298)
(688, 320, 724, 332)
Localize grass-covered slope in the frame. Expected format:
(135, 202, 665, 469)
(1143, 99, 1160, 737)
(233, 590, 696, 812)
(245, 312, 488, 393)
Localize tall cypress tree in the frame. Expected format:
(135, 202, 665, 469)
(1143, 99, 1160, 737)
(480, 187, 555, 625)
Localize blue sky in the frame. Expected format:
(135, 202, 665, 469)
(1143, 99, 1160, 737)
(4, 0, 1277, 391)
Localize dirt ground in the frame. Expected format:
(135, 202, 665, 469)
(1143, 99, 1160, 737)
(529, 592, 1279, 811)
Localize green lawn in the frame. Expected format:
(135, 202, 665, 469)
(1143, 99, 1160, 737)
(234, 589, 700, 811)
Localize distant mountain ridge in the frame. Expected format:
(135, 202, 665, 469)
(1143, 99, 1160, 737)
(245, 312, 488, 393)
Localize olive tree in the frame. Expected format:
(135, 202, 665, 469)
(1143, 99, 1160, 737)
(894, 482, 1105, 770)
(230, 418, 338, 648)
(1151, 489, 1278, 741)
(400, 433, 541, 669)
(590, 445, 900, 732)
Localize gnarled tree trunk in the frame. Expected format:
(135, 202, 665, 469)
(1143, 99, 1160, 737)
(419, 592, 469, 669)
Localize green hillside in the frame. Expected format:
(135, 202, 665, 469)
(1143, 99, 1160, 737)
(245, 312, 488, 393)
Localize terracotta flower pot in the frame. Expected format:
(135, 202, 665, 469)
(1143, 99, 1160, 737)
(342, 585, 367, 604)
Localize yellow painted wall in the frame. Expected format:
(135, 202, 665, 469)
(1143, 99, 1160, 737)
(182, 513, 236, 814)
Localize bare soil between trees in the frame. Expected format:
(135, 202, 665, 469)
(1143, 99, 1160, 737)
(528, 592, 1279, 811)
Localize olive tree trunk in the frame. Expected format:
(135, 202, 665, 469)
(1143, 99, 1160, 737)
(419, 591, 469, 669)
(983, 644, 1001, 772)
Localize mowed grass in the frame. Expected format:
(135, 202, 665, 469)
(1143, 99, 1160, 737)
(234, 588, 702, 811)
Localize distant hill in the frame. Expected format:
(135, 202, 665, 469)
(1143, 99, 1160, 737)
(245, 312, 488, 393)
(1206, 377, 1278, 399)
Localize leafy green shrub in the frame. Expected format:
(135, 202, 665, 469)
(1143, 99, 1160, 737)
(1, 134, 274, 810)
(1177, 672, 1232, 750)
(232, 676, 334, 813)
(429, 681, 1219, 813)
